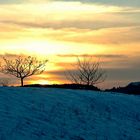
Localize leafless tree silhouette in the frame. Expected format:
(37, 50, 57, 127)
(0, 56, 48, 86)
(0, 78, 10, 87)
(66, 57, 106, 86)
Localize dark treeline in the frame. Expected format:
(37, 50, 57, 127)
(24, 82, 140, 95)
(24, 84, 100, 91)
(105, 82, 140, 95)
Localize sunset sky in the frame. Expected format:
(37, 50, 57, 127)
(0, 0, 140, 88)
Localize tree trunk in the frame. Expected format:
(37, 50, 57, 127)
(21, 78, 24, 87)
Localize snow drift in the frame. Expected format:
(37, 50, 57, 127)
(0, 87, 140, 140)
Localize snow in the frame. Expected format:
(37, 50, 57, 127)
(0, 87, 140, 140)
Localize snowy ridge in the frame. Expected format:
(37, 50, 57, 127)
(129, 82, 140, 86)
(0, 87, 140, 140)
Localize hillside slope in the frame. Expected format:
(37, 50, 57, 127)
(0, 87, 140, 140)
(106, 81, 140, 95)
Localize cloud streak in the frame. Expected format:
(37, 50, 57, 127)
(57, 54, 127, 59)
(0, 2, 139, 45)
(0, 0, 140, 7)
(62, 0, 140, 7)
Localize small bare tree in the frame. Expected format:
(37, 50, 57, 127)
(0, 78, 10, 87)
(0, 56, 48, 86)
(66, 57, 106, 86)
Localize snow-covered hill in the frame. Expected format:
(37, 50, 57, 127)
(0, 87, 140, 140)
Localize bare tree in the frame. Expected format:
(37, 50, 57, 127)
(0, 78, 10, 87)
(66, 57, 106, 86)
(0, 56, 48, 86)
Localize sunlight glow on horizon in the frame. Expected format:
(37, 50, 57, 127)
(30, 79, 51, 85)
